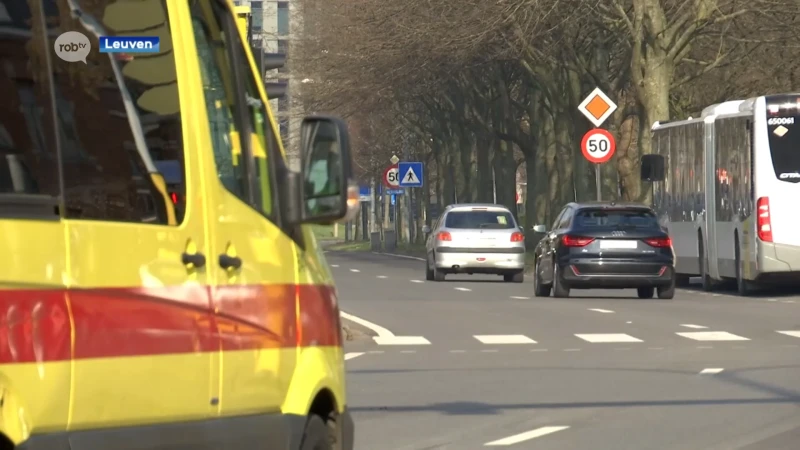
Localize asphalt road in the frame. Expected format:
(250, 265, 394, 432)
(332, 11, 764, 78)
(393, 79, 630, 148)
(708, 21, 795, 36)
(331, 250, 800, 450)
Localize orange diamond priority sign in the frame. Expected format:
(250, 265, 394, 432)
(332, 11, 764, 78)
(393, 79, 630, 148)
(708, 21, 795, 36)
(578, 87, 617, 127)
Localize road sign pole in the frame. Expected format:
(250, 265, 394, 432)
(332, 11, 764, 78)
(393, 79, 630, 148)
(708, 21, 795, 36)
(595, 164, 602, 201)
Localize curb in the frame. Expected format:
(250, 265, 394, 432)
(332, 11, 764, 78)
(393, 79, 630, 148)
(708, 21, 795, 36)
(371, 251, 425, 261)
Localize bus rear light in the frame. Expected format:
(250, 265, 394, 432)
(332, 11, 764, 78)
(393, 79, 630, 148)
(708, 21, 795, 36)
(756, 197, 773, 242)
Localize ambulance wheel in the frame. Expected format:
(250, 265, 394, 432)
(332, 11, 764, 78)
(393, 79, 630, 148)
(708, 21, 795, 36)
(299, 415, 333, 450)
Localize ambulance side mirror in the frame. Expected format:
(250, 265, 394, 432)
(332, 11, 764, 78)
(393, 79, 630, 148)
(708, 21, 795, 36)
(298, 115, 358, 225)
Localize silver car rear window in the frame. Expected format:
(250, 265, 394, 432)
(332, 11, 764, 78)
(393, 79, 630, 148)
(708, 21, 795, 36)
(445, 210, 516, 229)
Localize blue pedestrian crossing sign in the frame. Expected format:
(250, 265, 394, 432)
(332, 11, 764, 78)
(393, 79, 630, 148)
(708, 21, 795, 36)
(398, 162, 424, 187)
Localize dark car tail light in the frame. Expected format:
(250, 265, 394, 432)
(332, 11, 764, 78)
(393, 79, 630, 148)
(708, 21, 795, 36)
(757, 197, 772, 242)
(643, 237, 672, 248)
(510, 232, 524, 242)
(562, 235, 594, 247)
(437, 231, 452, 241)
(169, 192, 179, 205)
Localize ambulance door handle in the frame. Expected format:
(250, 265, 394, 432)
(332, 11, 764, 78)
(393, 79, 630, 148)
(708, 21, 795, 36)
(182, 252, 207, 268)
(218, 254, 242, 270)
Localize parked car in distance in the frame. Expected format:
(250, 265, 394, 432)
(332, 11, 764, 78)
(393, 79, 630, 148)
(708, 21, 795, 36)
(531, 202, 676, 299)
(422, 203, 526, 282)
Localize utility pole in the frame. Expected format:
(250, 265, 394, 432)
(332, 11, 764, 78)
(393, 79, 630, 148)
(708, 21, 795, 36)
(403, 136, 413, 243)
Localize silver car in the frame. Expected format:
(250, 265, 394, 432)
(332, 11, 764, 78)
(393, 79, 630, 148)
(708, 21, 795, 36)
(422, 203, 526, 282)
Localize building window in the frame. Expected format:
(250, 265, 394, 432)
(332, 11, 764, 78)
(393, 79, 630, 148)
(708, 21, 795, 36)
(277, 39, 288, 73)
(250, 1, 263, 29)
(277, 2, 289, 36)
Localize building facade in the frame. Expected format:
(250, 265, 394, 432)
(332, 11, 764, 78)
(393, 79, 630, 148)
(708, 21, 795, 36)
(234, 0, 301, 170)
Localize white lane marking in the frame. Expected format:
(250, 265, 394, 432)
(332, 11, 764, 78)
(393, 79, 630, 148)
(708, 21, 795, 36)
(777, 331, 800, 338)
(377, 275, 388, 279)
(680, 324, 708, 329)
(454, 287, 472, 292)
(575, 333, 643, 343)
(331, 264, 339, 267)
(374, 336, 431, 345)
(767, 299, 777, 302)
(783, 300, 795, 303)
(373, 251, 425, 261)
(699, 368, 724, 375)
(474, 335, 537, 344)
(400, 350, 416, 353)
(344, 352, 365, 361)
(339, 311, 431, 345)
(410, 279, 424, 283)
(349, 269, 360, 272)
(510, 296, 530, 300)
(676, 331, 750, 341)
(484, 426, 570, 446)
(450, 350, 466, 353)
(588, 308, 614, 313)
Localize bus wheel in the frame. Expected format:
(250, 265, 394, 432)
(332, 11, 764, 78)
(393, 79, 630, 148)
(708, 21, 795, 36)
(735, 236, 756, 296)
(698, 238, 715, 292)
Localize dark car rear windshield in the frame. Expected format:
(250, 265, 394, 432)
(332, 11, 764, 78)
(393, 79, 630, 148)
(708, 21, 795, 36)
(575, 209, 658, 228)
(445, 210, 516, 229)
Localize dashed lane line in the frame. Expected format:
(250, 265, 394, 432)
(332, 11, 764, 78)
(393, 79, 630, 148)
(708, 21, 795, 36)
(588, 308, 614, 313)
(676, 331, 750, 341)
(680, 324, 708, 329)
(699, 368, 724, 375)
(484, 426, 570, 446)
(575, 333, 643, 343)
(474, 335, 538, 344)
(344, 352, 365, 361)
(454, 287, 472, 292)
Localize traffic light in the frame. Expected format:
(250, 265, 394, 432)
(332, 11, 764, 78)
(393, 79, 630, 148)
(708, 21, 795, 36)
(251, 48, 287, 99)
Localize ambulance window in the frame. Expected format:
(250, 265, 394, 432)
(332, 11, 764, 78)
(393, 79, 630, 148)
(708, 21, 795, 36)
(41, 0, 186, 225)
(190, 0, 275, 217)
(0, 0, 62, 210)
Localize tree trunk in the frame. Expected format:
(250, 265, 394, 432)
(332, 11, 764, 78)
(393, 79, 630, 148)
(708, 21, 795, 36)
(475, 133, 493, 202)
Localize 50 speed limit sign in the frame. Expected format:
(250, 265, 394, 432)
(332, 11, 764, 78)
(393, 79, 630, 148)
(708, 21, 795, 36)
(383, 164, 399, 188)
(580, 128, 616, 164)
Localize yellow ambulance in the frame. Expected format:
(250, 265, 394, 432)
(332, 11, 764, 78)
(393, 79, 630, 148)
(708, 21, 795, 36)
(0, 0, 355, 449)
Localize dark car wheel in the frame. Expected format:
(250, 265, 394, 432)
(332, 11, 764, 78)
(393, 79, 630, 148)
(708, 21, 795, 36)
(534, 259, 551, 297)
(552, 264, 570, 298)
(299, 415, 333, 450)
(637, 287, 654, 299)
(657, 279, 675, 299)
(504, 271, 524, 283)
(425, 256, 434, 281)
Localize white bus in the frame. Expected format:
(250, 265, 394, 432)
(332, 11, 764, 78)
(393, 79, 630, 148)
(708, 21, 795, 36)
(640, 93, 800, 295)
